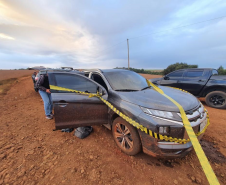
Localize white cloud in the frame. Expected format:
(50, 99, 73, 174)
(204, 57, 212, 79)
(0, 0, 226, 69)
(0, 33, 14, 40)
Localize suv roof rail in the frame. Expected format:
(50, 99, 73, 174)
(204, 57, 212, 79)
(82, 69, 103, 73)
(61, 67, 73, 70)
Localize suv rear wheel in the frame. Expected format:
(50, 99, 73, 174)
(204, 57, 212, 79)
(205, 91, 226, 109)
(112, 117, 141, 155)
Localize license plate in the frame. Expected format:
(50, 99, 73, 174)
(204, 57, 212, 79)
(200, 119, 207, 132)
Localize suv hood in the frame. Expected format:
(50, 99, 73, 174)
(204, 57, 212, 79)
(116, 86, 200, 112)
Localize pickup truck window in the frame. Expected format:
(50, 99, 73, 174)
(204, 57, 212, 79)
(54, 74, 98, 93)
(168, 71, 184, 77)
(184, 71, 203, 77)
(212, 69, 218, 75)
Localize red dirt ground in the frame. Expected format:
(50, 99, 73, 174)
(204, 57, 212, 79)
(0, 70, 35, 81)
(0, 72, 225, 185)
(138, 74, 162, 79)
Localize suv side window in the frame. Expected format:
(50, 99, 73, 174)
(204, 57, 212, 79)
(184, 70, 204, 77)
(84, 72, 90, 77)
(167, 71, 184, 77)
(90, 73, 108, 92)
(54, 74, 98, 93)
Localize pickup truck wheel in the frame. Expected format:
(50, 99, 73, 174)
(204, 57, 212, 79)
(206, 91, 226, 109)
(112, 117, 141, 155)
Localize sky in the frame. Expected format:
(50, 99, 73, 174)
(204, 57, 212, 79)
(0, 0, 226, 70)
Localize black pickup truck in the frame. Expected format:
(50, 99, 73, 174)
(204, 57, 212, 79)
(150, 68, 226, 109)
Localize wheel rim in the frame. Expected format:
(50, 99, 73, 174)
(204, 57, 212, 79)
(114, 123, 133, 150)
(209, 95, 225, 106)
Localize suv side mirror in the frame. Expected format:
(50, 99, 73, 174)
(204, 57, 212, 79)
(97, 86, 106, 96)
(164, 76, 169, 80)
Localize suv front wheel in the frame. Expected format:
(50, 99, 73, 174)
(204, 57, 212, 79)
(112, 117, 141, 155)
(205, 91, 226, 109)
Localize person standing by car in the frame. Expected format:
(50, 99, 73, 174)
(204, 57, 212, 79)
(32, 72, 38, 92)
(36, 72, 53, 119)
(31, 72, 37, 83)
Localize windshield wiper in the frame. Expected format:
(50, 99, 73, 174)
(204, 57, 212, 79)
(141, 86, 151, 91)
(115, 89, 139, 92)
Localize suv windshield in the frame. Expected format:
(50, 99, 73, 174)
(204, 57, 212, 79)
(104, 71, 149, 91)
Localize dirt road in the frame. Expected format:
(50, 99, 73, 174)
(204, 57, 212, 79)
(0, 73, 225, 185)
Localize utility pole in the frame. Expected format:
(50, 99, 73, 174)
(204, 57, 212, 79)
(127, 39, 130, 70)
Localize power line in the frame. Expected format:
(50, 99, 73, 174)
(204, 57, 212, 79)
(175, 0, 219, 28)
(181, 0, 218, 16)
(129, 15, 226, 40)
(91, 14, 226, 59)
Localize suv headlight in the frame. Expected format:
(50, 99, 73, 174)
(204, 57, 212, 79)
(140, 107, 181, 121)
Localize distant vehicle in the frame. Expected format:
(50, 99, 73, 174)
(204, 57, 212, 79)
(61, 67, 73, 70)
(47, 69, 207, 158)
(150, 68, 226, 109)
(28, 66, 46, 70)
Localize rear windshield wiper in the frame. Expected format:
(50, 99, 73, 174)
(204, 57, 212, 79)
(115, 89, 139, 92)
(141, 86, 151, 91)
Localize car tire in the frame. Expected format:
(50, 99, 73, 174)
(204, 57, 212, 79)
(205, 91, 226, 109)
(112, 117, 141, 155)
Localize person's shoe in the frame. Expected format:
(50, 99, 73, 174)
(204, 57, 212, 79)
(50, 113, 54, 116)
(46, 115, 53, 120)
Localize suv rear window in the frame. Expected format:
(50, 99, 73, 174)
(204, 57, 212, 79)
(54, 74, 98, 93)
(185, 71, 203, 77)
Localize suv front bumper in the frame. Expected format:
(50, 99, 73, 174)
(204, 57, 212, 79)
(139, 130, 204, 158)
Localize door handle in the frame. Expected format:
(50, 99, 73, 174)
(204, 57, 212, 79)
(56, 100, 68, 108)
(58, 103, 68, 108)
(198, 80, 204, 82)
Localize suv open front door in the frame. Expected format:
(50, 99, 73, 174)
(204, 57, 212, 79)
(48, 72, 108, 129)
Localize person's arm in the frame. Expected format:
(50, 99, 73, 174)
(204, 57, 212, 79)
(36, 75, 47, 91)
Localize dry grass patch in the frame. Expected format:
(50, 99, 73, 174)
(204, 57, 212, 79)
(0, 78, 17, 96)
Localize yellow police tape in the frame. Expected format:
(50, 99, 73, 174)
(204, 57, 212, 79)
(50, 82, 219, 185)
(146, 80, 219, 185)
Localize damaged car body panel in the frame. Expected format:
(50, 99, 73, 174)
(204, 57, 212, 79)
(48, 69, 207, 158)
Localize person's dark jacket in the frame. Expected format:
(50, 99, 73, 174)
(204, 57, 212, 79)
(36, 74, 50, 91)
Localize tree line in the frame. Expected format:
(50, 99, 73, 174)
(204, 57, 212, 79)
(116, 63, 226, 75)
(217, 66, 226, 75)
(115, 67, 163, 75)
